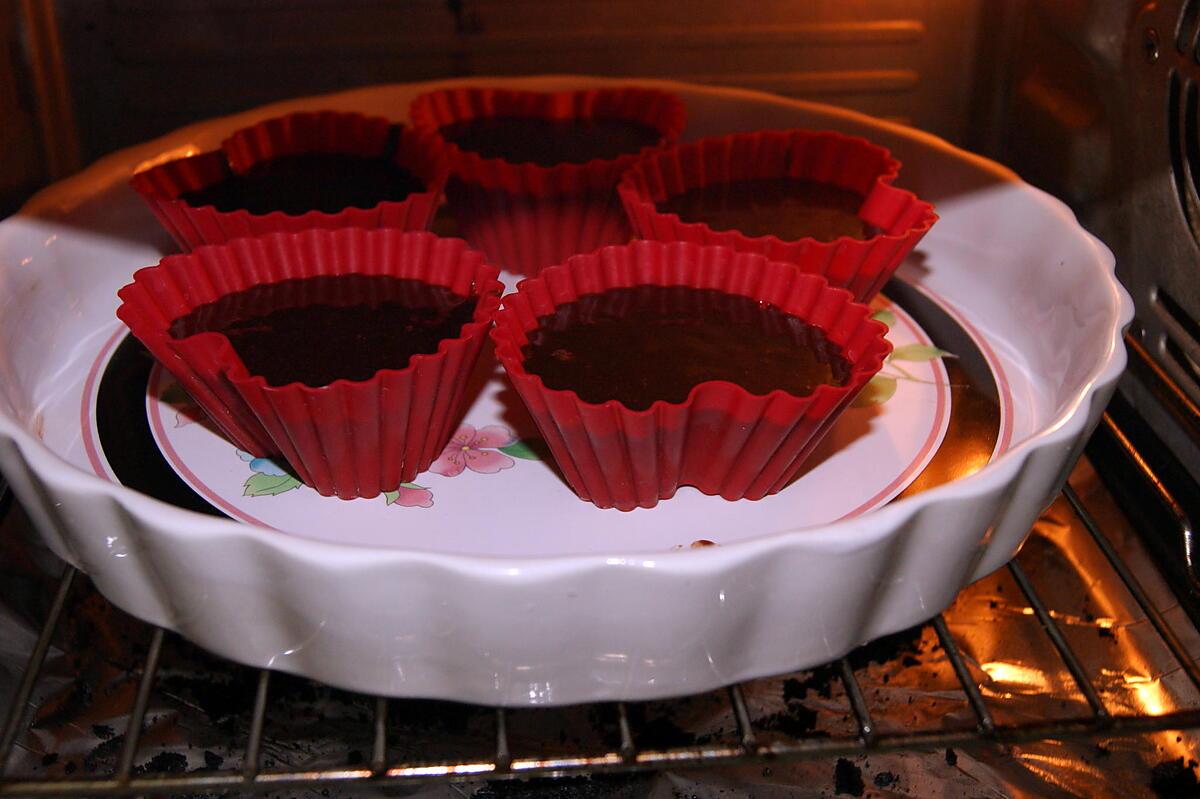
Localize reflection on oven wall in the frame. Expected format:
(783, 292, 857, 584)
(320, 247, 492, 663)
(7, 1, 1000, 200)
(991, 0, 1200, 483)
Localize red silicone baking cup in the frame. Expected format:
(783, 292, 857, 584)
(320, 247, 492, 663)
(116, 229, 503, 500)
(618, 130, 938, 302)
(491, 240, 891, 511)
(410, 86, 686, 275)
(130, 110, 448, 251)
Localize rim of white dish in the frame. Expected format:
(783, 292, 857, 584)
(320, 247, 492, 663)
(0, 75, 1134, 573)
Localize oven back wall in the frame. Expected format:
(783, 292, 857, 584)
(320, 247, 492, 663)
(50, 0, 990, 162)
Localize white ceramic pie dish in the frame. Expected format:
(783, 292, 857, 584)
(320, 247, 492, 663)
(0, 76, 1131, 706)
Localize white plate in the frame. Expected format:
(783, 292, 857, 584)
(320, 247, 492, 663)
(77, 294, 952, 555)
(0, 77, 1131, 705)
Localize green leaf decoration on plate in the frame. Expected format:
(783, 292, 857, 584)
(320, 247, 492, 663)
(499, 440, 542, 460)
(159, 382, 191, 406)
(871, 309, 896, 328)
(383, 483, 423, 505)
(890, 344, 954, 362)
(244, 472, 302, 497)
(853, 375, 898, 408)
(382, 482, 434, 508)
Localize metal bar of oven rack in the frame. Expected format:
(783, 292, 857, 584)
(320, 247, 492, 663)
(0, 412, 1198, 797)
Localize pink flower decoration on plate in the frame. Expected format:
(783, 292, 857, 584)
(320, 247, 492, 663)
(430, 424, 516, 477)
(386, 483, 434, 508)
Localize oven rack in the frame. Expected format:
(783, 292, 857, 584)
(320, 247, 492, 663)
(0, 410, 1198, 797)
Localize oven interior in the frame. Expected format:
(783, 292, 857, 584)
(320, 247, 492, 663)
(1, 1, 1199, 796)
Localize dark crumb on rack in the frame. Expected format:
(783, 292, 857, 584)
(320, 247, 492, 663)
(635, 714, 696, 749)
(83, 733, 126, 773)
(1099, 626, 1115, 640)
(874, 770, 899, 788)
(783, 663, 839, 702)
(133, 750, 188, 775)
(92, 724, 115, 739)
(472, 774, 655, 798)
(945, 747, 958, 766)
(1094, 743, 1111, 758)
(834, 758, 865, 796)
(1151, 757, 1200, 797)
(756, 703, 822, 738)
(845, 625, 925, 670)
(203, 749, 224, 769)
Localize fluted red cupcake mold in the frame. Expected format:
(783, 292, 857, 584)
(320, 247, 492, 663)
(116, 229, 503, 500)
(130, 110, 448, 251)
(410, 86, 686, 275)
(490, 240, 891, 511)
(618, 129, 938, 302)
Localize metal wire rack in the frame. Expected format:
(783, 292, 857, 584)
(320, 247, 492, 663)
(0, 409, 1198, 798)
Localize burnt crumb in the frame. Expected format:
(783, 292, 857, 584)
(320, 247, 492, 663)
(203, 750, 224, 769)
(782, 663, 839, 702)
(1099, 626, 1115, 640)
(988, 600, 998, 609)
(874, 770, 899, 788)
(472, 774, 655, 798)
(40, 752, 58, 766)
(834, 758, 865, 796)
(1094, 744, 1111, 758)
(157, 669, 260, 727)
(945, 747, 958, 766)
(622, 703, 695, 749)
(83, 733, 126, 773)
(845, 626, 924, 671)
(133, 751, 187, 775)
(756, 703, 823, 738)
(1151, 757, 1200, 797)
(635, 715, 695, 749)
(91, 724, 115, 740)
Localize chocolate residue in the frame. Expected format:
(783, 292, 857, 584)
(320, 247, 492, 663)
(1151, 757, 1200, 797)
(133, 751, 188, 775)
(874, 770, 900, 788)
(180, 152, 425, 215)
(834, 758, 865, 796)
(169, 275, 477, 388)
(523, 284, 850, 410)
(657, 178, 868, 242)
